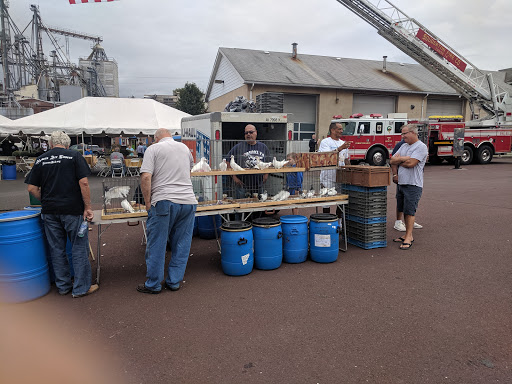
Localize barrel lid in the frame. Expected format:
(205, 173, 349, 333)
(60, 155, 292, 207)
(279, 215, 308, 224)
(0, 210, 41, 222)
(221, 221, 252, 231)
(310, 213, 338, 222)
(252, 217, 281, 227)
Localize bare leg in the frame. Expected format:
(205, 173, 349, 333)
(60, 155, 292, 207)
(402, 214, 415, 246)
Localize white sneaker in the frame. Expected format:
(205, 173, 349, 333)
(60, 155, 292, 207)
(413, 222, 423, 229)
(394, 220, 406, 231)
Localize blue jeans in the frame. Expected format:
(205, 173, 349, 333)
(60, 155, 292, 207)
(144, 200, 196, 291)
(42, 214, 92, 296)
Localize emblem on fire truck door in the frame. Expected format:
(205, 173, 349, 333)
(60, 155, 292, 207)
(387, 126, 392, 132)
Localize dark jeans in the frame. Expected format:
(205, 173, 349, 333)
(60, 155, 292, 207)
(41, 214, 92, 296)
(396, 184, 423, 216)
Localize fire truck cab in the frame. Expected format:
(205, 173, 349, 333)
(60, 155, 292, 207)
(333, 113, 408, 166)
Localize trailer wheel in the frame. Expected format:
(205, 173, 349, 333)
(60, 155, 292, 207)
(461, 145, 473, 165)
(366, 147, 387, 166)
(476, 145, 493, 164)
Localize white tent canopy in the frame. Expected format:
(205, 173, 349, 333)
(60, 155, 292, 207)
(0, 97, 190, 136)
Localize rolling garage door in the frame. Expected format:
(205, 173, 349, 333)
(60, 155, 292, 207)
(426, 98, 463, 117)
(283, 94, 317, 141)
(352, 94, 396, 116)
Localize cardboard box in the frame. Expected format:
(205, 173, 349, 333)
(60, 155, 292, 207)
(336, 165, 390, 187)
(297, 151, 338, 170)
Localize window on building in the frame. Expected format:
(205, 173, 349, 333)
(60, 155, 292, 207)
(293, 122, 316, 140)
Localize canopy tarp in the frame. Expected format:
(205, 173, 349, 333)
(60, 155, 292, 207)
(0, 97, 190, 136)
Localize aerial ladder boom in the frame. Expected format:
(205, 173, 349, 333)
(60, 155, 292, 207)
(335, 0, 512, 126)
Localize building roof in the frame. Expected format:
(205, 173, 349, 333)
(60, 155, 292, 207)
(207, 47, 460, 99)
(207, 47, 511, 100)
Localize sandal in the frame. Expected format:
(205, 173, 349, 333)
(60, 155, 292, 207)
(400, 242, 413, 250)
(393, 236, 406, 243)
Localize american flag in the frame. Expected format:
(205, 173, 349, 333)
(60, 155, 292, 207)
(69, 0, 119, 4)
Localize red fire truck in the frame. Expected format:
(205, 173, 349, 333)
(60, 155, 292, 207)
(334, 0, 512, 166)
(334, 114, 512, 166)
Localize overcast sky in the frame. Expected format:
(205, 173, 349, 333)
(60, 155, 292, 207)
(8, 0, 512, 98)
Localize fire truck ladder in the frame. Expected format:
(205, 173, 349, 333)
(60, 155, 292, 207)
(334, 0, 512, 125)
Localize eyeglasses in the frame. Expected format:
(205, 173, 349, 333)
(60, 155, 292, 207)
(245, 131, 256, 135)
(401, 131, 411, 135)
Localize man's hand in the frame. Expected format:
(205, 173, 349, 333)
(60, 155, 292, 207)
(84, 208, 94, 221)
(338, 141, 351, 151)
(233, 175, 244, 187)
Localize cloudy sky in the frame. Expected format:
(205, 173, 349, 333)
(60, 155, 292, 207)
(8, 0, 511, 98)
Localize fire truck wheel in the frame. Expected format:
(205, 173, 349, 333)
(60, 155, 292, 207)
(476, 145, 493, 164)
(366, 147, 387, 166)
(461, 145, 473, 165)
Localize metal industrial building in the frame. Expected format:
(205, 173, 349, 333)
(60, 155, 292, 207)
(205, 45, 512, 140)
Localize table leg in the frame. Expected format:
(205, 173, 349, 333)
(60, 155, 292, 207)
(96, 223, 101, 285)
(339, 203, 347, 252)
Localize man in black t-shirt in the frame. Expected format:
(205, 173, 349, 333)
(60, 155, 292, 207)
(26, 131, 98, 298)
(225, 124, 270, 199)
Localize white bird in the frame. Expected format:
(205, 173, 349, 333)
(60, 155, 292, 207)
(218, 159, 228, 171)
(272, 157, 289, 169)
(254, 157, 272, 170)
(191, 157, 211, 172)
(259, 191, 268, 202)
(271, 190, 290, 201)
(327, 187, 337, 196)
(230, 155, 244, 171)
(104, 186, 131, 205)
(319, 187, 328, 196)
(306, 189, 315, 198)
(121, 199, 135, 213)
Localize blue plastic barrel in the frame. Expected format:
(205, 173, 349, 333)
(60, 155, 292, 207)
(220, 221, 253, 276)
(193, 217, 199, 236)
(198, 214, 222, 239)
(0, 210, 50, 303)
(309, 213, 339, 263)
(252, 217, 282, 270)
(280, 215, 308, 263)
(1, 164, 17, 180)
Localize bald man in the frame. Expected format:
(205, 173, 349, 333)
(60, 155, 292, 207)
(138, 128, 197, 294)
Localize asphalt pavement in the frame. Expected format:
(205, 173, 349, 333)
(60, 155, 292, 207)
(1, 159, 511, 384)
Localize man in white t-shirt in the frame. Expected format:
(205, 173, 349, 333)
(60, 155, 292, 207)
(318, 122, 351, 213)
(138, 128, 197, 294)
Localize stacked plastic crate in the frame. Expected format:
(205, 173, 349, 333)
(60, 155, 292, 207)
(256, 92, 284, 113)
(337, 165, 390, 250)
(342, 185, 387, 249)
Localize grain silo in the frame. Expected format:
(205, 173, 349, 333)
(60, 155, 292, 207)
(79, 43, 119, 97)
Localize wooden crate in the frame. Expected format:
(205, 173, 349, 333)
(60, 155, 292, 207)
(297, 151, 338, 170)
(336, 165, 390, 187)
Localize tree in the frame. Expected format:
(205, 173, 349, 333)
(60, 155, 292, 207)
(173, 82, 207, 115)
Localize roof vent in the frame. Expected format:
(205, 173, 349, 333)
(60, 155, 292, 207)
(382, 56, 387, 73)
(264, 51, 270, 54)
(292, 43, 298, 59)
(336, 57, 341, 60)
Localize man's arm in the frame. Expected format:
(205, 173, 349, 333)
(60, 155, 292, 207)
(140, 172, 152, 209)
(78, 177, 94, 221)
(27, 184, 41, 201)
